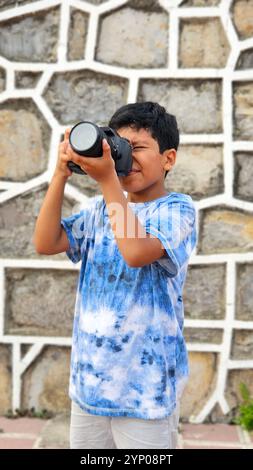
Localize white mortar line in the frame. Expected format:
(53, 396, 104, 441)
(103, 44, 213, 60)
(19, 344, 44, 376)
(36, 69, 54, 95)
(84, 9, 99, 62)
(58, 1, 70, 63)
(1, 336, 72, 346)
(222, 73, 233, 199)
(0, 259, 80, 270)
(228, 360, 253, 369)
(232, 141, 253, 151)
(169, 7, 178, 72)
(127, 77, 139, 103)
(0, 173, 48, 204)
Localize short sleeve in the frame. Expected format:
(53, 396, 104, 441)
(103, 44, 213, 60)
(60, 195, 99, 264)
(145, 199, 197, 277)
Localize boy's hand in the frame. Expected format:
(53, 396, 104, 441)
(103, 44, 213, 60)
(66, 138, 116, 184)
(54, 128, 73, 180)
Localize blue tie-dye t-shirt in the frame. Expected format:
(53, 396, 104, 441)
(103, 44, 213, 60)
(61, 191, 197, 420)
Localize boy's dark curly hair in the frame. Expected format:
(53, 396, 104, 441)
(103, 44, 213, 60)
(109, 101, 179, 179)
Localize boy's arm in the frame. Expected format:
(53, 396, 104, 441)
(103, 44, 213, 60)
(33, 173, 70, 255)
(33, 128, 75, 255)
(100, 173, 166, 268)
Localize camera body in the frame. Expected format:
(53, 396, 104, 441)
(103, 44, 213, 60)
(68, 121, 133, 177)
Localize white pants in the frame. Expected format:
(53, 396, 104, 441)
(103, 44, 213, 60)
(70, 401, 179, 449)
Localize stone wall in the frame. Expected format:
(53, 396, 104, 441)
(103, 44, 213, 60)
(0, 0, 252, 423)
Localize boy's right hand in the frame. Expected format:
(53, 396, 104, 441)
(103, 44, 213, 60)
(53, 128, 73, 179)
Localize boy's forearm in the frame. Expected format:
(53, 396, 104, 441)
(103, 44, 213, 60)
(33, 173, 67, 252)
(100, 173, 148, 266)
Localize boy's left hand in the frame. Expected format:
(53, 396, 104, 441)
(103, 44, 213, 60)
(66, 138, 116, 184)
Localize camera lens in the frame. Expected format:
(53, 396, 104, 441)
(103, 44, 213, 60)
(69, 122, 100, 155)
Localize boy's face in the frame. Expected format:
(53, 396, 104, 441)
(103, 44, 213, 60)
(117, 126, 176, 202)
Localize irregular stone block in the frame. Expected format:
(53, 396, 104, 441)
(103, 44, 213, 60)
(83, 0, 108, 4)
(0, 1, 40, 11)
(165, 145, 223, 199)
(96, 4, 168, 68)
(179, 18, 230, 68)
(184, 265, 226, 320)
(234, 152, 253, 201)
(236, 263, 253, 321)
(43, 70, 128, 125)
(0, 99, 50, 181)
(5, 268, 78, 336)
(70, 172, 101, 195)
(184, 328, 223, 344)
(199, 207, 253, 254)
(231, 330, 253, 359)
(138, 79, 222, 133)
(181, 0, 220, 5)
(0, 344, 11, 414)
(180, 352, 217, 419)
(226, 369, 253, 409)
(236, 48, 253, 70)
(0, 67, 6, 92)
(68, 8, 89, 61)
(0, 7, 60, 62)
(0, 185, 75, 259)
(22, 346, 71, 413)
(15, 71, 42, 89)
(231, 0, 253, 40)
(233, 82, 253, 141)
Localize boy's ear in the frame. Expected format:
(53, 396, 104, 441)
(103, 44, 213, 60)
(163, 148, 176, 172)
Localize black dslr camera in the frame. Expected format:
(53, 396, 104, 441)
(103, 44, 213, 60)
(68, 121, 133, 177)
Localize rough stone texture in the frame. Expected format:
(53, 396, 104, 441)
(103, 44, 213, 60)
(43, 70, 128, 126)
(5, 268, 78, 336)
(236, 263, 253, 321)
(70, 172, 101, 195)
(0, 0, 40, 11)
(138, 79, 222, 133)
(0, 345, 11, 414)
(0, 7, 60, 62)
(68, 8, 89, 61)
(22, 346, 71, 413)
(180, 352, 217, 419)
(96, 6, 168, 68)
(15, 71, 42, 89)
(0, 67, 6, 92)
(184, 328, 223, 344)
(184, 265, 226, 320)
(233, 82, 253, 141)
(0, 99, 50, 181)
(199, 207, 253, 254)
(181, 0, 220, 5)
(179, 18, 230, 68)
(165, 145, 223, 199)
(234, 152, 253, 201)
(83, 0, 108, 4)
(37, 413, 70, 449)
(0, 185, 75, 259)
(231, 330, 253, 360)
(231, 0, 253, 40)
(226, 369, 253, 411)
(236, 48, 253, 70)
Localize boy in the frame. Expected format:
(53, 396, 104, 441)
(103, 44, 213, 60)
(33, 101, 197, 449)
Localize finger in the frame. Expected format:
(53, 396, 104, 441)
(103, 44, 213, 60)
(64, 127, 71, 140)
(102, 138, 111, 157)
